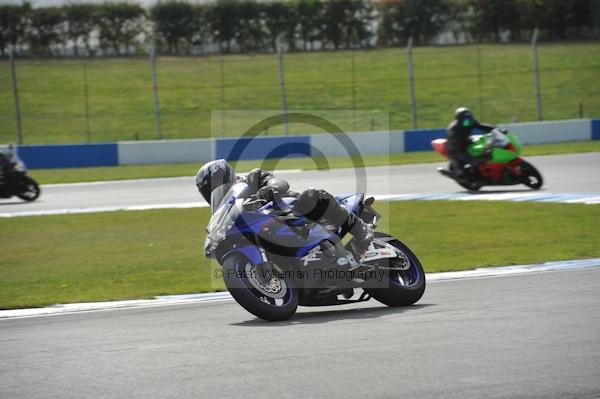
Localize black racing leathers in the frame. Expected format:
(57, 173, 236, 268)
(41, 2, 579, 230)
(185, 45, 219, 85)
(0, 153, 15, 185)
(245, 168, 373, 252)
(446, 120, 495, 176)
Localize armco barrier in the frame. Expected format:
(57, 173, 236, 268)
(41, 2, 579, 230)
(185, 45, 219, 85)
(13, 118, 596, 169)
(18, 143, 118, 169)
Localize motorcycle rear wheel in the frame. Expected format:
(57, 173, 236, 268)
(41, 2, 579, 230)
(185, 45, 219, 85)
(449, 164, 482, 191)
(16, 176, 40, 202)
(222, 254, 298, 321)
(457, 179, 481, 191)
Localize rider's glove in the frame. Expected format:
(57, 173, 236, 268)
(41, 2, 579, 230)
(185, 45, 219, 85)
(246, 168, 274, 195)
(256, 185, 275, 202)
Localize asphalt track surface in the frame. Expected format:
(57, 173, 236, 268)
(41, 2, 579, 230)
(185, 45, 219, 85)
(1, 153, 599, 213)
(1, 267, 599, 398)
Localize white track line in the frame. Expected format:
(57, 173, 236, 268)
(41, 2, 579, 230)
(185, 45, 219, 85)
(1, 258, 598, 320)
(42, 169, 303, 188)
(2, 192, 599, 218)
(0, 202, 209, 217)
(375, 193, 600, 205)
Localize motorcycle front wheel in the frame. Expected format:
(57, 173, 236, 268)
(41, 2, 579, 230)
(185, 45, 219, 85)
(16, 176, 41, 202)
(222, 254, 298, 321)
(520, 161, 543, 190)
(364, 233, 426, 307)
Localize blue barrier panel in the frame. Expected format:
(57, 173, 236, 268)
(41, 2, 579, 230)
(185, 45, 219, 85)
(592, 119, 600, 140)
(216, 136, 311, 161)
(18, 143, 119, 169)
(404, 129, 446, 152)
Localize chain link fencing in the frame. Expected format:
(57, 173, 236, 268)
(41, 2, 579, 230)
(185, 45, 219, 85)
(1, 42, 599, 144)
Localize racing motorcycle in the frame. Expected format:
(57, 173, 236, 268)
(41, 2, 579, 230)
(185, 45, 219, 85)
(431, 129, 543, 191)
(0, 158, 40, 202)
(204, 181, 426, 321)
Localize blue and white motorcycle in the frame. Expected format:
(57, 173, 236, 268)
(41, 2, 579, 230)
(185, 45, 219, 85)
(204, 182, 426, 321)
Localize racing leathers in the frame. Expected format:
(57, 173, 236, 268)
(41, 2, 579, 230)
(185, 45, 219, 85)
(244, 168, 374, 253)
(446, 120, 495, 177)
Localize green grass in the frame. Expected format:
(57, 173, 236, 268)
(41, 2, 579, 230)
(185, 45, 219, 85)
(30, 140, 600, 185)
(1, 201, 599, 309)
(1, 43, 599, 144)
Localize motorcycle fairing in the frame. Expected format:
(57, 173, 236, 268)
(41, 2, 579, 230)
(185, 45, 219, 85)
(221, 207, 338, 266)
(336, 193, 365, 215)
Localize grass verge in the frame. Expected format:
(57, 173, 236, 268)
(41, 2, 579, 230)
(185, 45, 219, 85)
(30, 140, 600, 185)
(1, 200, 599, 309)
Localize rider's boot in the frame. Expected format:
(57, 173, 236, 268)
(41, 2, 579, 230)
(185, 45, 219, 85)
(295, 188, 374, 254)
(347, 212, 374, 254)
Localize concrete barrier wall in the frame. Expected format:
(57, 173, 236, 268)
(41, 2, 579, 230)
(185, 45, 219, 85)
(403, 119, 594, 152)
(404, 128, 447, 152)
(498, 119, 592, 145)
(592, 119, 600, 140)
(118, 139, 213, 165)
(14, 118, 598, 169)
(310, 131, 404, 157)
(216, 136, 311, 161)
(18, 143, 118, 169)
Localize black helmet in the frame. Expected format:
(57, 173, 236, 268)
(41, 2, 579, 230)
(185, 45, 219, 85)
(454, 107, 476, 128)
(195, 159, 236, 204)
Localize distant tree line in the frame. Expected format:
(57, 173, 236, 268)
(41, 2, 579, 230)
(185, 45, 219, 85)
(0, 0, 598, 57)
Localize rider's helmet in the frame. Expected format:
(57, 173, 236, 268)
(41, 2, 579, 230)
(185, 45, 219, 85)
(454, 107, 476, 128)
(195, 159, 236, 204)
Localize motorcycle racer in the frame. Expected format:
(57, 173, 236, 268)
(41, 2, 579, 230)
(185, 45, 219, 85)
(447, 107, 495, 177)
(195, 160, 374, 253)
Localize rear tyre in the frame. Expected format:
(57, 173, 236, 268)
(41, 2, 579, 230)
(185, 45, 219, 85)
(520, 161, 543, 190)
(449, 164, 482, 191)
(16, 176, 40, 202)
(364, 233, 426, 307)
(222, 254, 298, 321)
(457, 179, 481, 192)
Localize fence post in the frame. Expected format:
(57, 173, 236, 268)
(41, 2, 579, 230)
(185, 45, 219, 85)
(407, 37, 417, 129)
(150, 46, 163, 140)
(82, 61, 91, 142)
(477, 48, 483, 120)
(351, 53, 357, 131)
(219, 55, 226, 135)
(277, 47, 289, 135)
(531, 28, 543, 121)
(9, 51, 23, 145)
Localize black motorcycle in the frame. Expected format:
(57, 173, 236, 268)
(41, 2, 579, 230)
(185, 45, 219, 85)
(0, 160, 41, 202)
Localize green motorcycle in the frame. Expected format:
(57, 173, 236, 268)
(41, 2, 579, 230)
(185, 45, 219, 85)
(431, 130, 543, 191)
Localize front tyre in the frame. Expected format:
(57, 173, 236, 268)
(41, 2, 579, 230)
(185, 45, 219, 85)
(16, 176, 40, 202)
(520, 161, 543, 190)
(365, 233, 426, 307)
(222, 254, 298, 321)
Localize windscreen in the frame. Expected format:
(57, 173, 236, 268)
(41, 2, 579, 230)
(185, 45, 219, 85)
(210, 183, 233, 214)
(210, 182, 249, 214)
